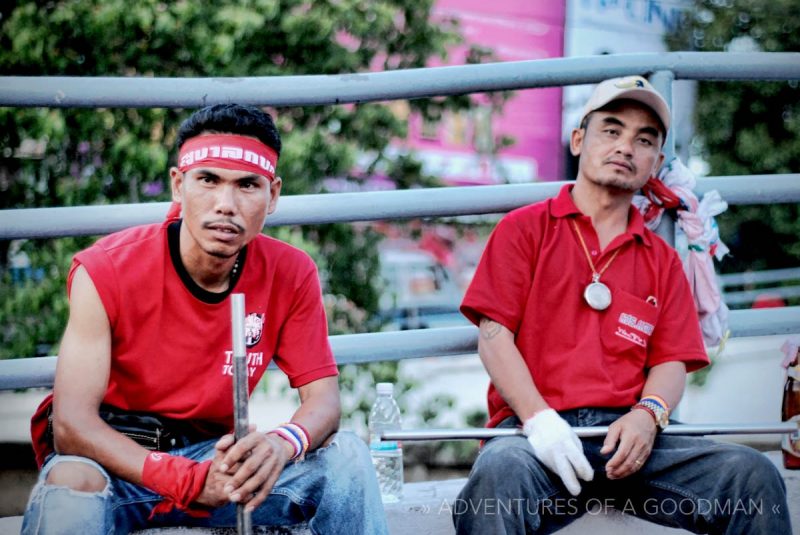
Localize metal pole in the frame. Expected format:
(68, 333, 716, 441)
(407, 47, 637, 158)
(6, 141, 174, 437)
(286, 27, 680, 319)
(2, 174, 800, 241)
(382, 422, 799, 441)
(648, 69, 677, 249)
(2, 52, 798, 109)
(230, 294, 252, 535)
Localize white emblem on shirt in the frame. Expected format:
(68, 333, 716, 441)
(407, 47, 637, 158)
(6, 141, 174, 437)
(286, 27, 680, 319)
(615, 326, 647, 348)
(618, 312, 654, 336)
(245, 313, 265, 347)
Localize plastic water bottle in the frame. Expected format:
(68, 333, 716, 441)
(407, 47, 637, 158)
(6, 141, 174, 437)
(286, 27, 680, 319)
(368, 382, 404, 503)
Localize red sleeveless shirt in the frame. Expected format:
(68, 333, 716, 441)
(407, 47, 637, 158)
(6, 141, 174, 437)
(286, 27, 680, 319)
(31, 217, 336, 467)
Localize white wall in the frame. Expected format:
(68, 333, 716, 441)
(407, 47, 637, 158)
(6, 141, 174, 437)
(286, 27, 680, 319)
(563, 0, 697, 162)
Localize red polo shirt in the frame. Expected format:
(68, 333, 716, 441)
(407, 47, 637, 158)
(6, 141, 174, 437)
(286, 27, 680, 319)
(462, 184, 708, 428)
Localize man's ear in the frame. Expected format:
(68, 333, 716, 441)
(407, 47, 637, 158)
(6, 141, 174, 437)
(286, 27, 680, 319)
(652, 152, 665, 177)
(169, 167, 183, 203)
(267, 176, 282, 215)
(569, 128, 585, 157)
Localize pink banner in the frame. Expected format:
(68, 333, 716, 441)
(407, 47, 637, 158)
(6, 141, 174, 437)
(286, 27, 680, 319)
(401, 0, 566, 184)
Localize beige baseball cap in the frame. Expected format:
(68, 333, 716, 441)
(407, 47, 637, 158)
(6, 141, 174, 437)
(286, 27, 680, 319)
(581, 76, 671, 135)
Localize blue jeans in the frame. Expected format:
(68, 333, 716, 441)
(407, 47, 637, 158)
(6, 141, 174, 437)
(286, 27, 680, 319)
(453, 409, 791, 535)
(22, 431, 388, 535)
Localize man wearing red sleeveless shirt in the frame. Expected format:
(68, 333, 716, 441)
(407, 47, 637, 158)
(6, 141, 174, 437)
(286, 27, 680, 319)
(22, 104, 388, 534)
(452, 77, 790, 534)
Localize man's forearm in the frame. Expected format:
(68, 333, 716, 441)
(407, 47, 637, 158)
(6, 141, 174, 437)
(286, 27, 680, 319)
(478, 317, 549, 422)
(292, 375, 341, 450)
(641, 361, 687, 410)
(53, 411, 151, 484)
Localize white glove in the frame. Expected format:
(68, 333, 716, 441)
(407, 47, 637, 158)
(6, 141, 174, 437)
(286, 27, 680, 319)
(523, 409, 594, 496)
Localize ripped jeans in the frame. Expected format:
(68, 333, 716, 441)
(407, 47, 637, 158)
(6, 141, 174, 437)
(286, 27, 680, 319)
(22, 431, 388, 535)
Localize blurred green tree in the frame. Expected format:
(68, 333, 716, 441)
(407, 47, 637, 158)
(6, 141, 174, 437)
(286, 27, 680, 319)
(0, 0, 481, 358)
(667, 0, 800, 282)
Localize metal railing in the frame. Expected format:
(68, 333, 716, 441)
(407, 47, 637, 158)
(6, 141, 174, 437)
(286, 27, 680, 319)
(2, 52, 798, 109)
(1, 174, 798, 241)
(720, 267, 800, 306)
(1, 305, 797, 391)
(1, 52, 799, 393)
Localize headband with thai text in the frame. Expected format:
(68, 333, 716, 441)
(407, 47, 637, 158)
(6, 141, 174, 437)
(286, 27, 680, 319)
(178, 134, 278, 181)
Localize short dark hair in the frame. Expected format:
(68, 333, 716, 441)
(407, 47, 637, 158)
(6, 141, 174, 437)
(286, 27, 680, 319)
(579, 112, 593, 131)
(175, 104, 282, 155)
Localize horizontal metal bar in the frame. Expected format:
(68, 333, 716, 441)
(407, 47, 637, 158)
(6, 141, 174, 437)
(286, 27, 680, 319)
(1, 53, 798, 108)
(725, 306, 800, 337)
(2, 174, 798, 241)
(1, 305, 797, 391)
(720, 267, 800, 287)
(693, 174, 800, 206)
(724, 286, 800, 306)
(0, 183, 560, 240)
(327, 326, 478, 365)
(0, 326, 480, 391)
(383, 422, 800, 441)
(0, 356, 58, 390)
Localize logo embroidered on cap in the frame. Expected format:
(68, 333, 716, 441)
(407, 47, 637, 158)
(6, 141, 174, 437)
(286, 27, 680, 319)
(614, 76, 647, 89)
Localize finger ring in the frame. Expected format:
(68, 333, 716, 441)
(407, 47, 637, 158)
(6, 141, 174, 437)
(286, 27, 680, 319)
(634, 459, 643, 465)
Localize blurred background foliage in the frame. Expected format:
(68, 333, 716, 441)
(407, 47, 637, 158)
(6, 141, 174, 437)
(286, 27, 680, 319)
(0, 0, 481, 360)
(667, 0, 800, 277)
(0, 1, 492, 462)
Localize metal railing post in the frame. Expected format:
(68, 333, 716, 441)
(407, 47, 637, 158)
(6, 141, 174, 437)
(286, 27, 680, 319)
(649, 69, 681, 419)
(648, 69, 677, 248)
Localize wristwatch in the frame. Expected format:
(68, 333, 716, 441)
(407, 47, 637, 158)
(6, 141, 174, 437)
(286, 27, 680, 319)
(634, 398, 669, 431)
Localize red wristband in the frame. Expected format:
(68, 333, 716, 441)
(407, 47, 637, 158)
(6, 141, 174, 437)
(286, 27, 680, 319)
(141, 452, 212, 519)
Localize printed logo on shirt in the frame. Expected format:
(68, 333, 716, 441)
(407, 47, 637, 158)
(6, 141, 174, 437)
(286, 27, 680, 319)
(245, 313, 265, 347)
(221, 350, 264, 378)
(615, 326, 647, 348)
(618, 312, 654, 336)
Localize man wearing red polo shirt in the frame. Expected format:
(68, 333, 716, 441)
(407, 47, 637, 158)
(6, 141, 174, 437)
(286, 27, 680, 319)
(453, 77, 791, 534)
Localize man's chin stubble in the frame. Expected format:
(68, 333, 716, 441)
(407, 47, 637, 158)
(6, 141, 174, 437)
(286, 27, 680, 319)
(205, 247, 239, 260)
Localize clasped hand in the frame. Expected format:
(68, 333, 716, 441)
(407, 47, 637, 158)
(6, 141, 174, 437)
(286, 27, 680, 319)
(195, 429, 294, 512)
(524, 409, 593, 496)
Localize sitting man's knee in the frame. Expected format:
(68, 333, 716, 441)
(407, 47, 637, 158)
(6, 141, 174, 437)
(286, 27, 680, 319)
(46, 460, 107, 493)
(479, 438, 534, 469)
(331, 430, 369, 457)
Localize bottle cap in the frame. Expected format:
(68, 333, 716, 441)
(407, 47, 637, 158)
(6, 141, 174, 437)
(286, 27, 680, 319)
(376, 382, 394, 395)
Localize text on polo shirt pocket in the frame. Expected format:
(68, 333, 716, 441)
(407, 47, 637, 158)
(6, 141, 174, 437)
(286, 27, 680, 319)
(601, 289, 660, 369)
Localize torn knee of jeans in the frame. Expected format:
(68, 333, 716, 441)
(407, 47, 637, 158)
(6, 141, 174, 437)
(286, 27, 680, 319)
(42, 482, 112, 499)
(43, 459, 112, 496)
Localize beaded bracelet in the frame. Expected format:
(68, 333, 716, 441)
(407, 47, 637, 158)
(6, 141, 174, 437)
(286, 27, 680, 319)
(640, 394, 669, 412)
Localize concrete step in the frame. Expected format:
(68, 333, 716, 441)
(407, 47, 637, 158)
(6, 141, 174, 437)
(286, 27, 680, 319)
(2, 452, 798, 535)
